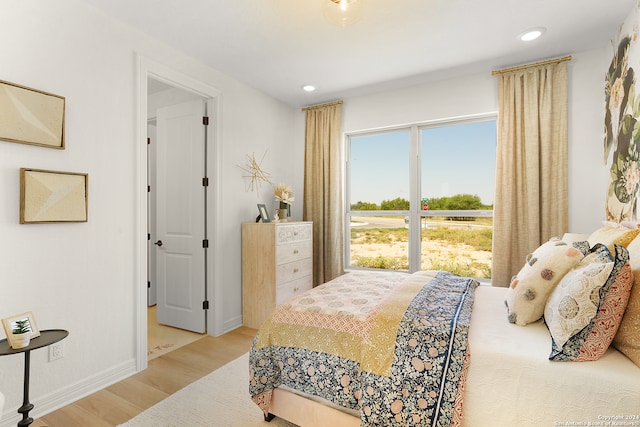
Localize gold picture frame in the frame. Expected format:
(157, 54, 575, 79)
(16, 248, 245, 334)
(2, 311, 40, 348)
(0, 79, 65, 149)
(20, 168, 88, 224)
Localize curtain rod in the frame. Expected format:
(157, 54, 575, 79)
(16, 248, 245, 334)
(301, 100, 343, 111)
(491, 55, 572, 76)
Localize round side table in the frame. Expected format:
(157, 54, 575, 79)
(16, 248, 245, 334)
(0, 329, 69, 427)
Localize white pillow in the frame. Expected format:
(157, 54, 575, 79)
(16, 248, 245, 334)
(505, 239, 586, 326)
(544, 256, 614, 348)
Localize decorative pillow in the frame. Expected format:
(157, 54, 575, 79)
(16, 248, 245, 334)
(587, 225, 640, 253)
(602, 220, 640, 230)
(612, 235, 640, 367)
(561, 233, 589, 244)
(545, 244, 633, 361)
(505, 238, 586, 326)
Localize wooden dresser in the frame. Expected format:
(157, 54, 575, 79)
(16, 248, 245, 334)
(241, 221, 313, 329)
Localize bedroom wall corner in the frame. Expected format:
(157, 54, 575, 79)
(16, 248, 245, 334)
(567, 48, 614, 234)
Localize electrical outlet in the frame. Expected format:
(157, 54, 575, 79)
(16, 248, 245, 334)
(48, 342, 64, 362)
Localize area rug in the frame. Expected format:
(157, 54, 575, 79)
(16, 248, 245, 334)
(118, 353, 297, 427)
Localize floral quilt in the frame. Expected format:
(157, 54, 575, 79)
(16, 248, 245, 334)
(249, 270, 478, 427)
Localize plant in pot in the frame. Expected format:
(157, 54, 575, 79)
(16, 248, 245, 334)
(11, 319, 31, 349)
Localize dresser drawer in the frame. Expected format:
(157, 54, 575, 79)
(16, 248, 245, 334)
(276, 257, 313, 283)
(242, 221, 313, 329)
(276, 241, 312, 265)
(276, 223, 312, 244)
(276, 275, 312, 306)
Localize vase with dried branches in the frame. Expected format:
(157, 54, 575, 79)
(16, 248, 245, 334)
(273, 183, 294, 221)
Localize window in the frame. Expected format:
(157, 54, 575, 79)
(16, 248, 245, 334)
(346, 116, 496, 279)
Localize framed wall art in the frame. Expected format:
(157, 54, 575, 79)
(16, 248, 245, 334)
(2, 311, 40, 348)
(0, 79, 65, 149)
(20, 168, 88, 224)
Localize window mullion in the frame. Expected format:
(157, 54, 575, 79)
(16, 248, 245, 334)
(409, 125, 421, 272)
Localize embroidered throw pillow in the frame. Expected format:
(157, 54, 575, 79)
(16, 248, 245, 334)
(505, 239, 586, 326)
(545, 244, 633, 361)
(587, 225, 639, 254)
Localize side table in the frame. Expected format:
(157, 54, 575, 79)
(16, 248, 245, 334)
(0, 329, 69, 427)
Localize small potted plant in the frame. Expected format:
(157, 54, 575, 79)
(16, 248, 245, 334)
(11, 319, 31, 349)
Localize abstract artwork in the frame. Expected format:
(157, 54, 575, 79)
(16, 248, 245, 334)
(20, 168, 88, 223)
(238, 151, 272, 196)
(0, 79, 65, 149)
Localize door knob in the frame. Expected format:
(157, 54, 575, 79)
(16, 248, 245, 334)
(154, 240, 163, 247)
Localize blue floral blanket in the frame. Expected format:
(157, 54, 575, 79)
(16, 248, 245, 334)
(249, 270, 478, 426)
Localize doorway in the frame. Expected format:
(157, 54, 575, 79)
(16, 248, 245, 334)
(136, 56, 223, 371)
(147, 82, 207, 356)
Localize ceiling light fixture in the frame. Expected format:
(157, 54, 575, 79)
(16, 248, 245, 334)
(323, 0, 364, 27)
(519, 27, 546, 42)
(302, 84, 316, 92)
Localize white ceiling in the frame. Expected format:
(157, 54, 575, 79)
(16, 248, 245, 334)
(82, 0, 635, 107)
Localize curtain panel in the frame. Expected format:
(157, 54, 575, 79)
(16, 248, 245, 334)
(492, 59, 569, 286)
(303, 101, 345, 286)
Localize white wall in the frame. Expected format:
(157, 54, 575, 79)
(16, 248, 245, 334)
(333, 48, 611, 237)
(0, 1, 298, 424)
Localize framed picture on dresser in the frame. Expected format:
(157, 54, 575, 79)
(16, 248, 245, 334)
(257, 203, 271, 223)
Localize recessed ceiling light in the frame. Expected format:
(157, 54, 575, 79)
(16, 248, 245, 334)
(302, 85, 316, 92)
(519, 27, 546, 42)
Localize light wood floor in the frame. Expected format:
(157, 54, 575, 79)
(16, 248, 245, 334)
(31, 326, 257, 427)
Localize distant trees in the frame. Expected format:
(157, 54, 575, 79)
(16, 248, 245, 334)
(427, 194, 490, 210)
(351, 194, 491, 211)
(351, 201, 380, 210)
(380, 197, 410, 210)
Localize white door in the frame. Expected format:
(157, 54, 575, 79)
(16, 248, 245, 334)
(155, 99, 206, 333)
(147, 122, 157, 307)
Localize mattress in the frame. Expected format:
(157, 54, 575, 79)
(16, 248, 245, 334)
(463, 285, 640, 426)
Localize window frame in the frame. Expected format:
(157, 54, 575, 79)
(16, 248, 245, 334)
(345, 113, 497, 273)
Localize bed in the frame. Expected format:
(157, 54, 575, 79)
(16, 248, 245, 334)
(249, 267, 640, 427)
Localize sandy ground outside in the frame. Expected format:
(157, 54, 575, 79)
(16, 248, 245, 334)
(350, 239, 492, 277)
(349, 217, 492, 278)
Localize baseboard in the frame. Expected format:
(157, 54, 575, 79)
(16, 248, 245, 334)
(0, 358, 137, 427)
(221, 315, 243, 335)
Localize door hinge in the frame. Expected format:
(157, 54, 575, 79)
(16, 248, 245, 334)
(147, 137, 151, 145)
(202, 177, 209, 187)
(147, 185, 151, 193)
(202, 239, 209, 248)
(203, 300, 210, 310)
(202, 116, 209, 126)
(147, 281, 151, 289)
(147, 233, 151, 241)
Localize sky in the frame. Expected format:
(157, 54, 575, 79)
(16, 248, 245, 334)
(349, 120, 496, 206)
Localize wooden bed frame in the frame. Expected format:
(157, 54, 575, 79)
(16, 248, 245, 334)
(268, 387, 359, 427)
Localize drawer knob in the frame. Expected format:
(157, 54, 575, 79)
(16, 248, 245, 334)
(293, 249, 299, 254)
(293, 268, 299, 273)
(294, 287, 299, 292)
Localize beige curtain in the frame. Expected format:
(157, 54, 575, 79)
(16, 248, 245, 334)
(492, 58, 570, 286)
(303, 101, 344, 286)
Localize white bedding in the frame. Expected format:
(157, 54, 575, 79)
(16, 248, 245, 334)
(463, 285, 640, 427)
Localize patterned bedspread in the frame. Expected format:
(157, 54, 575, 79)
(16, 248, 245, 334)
(249, 270, 478, 427)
